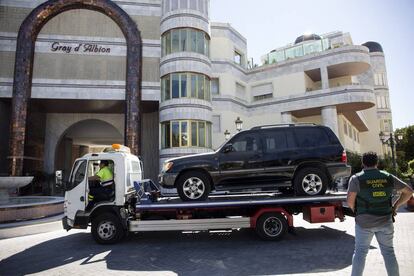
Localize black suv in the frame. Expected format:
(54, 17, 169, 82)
(159, 124, 351, 201)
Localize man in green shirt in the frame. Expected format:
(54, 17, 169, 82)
(347, 151, 413, 276)
(88, 160, 114, 207)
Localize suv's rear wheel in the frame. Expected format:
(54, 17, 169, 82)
(176, 171, 211, 201)
(294, 167, 328, 196)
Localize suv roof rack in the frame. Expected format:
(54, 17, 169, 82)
(250, 123, 316, 130)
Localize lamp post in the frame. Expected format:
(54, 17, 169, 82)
(224, 129, 230, 140)
(235, 117, 243, 132)
(379, 132, 403, 173)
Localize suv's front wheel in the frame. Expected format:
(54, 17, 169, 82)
(294, 167, 328, 196)
(176, 171, 211, 201)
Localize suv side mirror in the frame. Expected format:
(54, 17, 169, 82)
(222, 143, 234, 153)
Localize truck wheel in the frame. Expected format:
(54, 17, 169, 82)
(294, 167, 328, 196)
(176, 171, 211, 201)
(255, 212, 288, 241)
(91, 213, 125, 244)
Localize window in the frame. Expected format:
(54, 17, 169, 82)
(181, 121, 188, 146)
(212, 115, 221, 133)
(263, 130, 295, 152)
(161, 120, 212, 148)
(294, 128, 330, 147)
(253, 93, 273, 101)
(172, 121, 180, 147)
(348, 123, 352, 137)
(161, 28, 210, 57)
(211, 78, 219, 95)
(161, 72, 211, 101)
(252, 83, 273, 101)
(180, 29, 187, 51)
(171, 29, 180, 53)
(343, 121, 348, 135)
(180, 73, 187, 97)
(198, 74, 205, 99)
(231, 133, 260, 152)
(234, 51, 242, 65)
(172, 74, 180, 98)
(67, 160, 86, 190)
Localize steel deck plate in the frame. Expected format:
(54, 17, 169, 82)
(136, 193, 347, 210)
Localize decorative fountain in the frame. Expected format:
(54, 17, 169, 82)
(0, 176, 64, 223)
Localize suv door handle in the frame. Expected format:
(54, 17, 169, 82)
(80, 196, 85, 202)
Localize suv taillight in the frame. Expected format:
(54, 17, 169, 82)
(341, 150, 347, 163)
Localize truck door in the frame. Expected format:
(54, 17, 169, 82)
(65, 159, 87, 221)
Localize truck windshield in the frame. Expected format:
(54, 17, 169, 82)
(68, 160, 86, 190)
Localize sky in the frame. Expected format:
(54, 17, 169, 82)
(210, 0, 414, 129)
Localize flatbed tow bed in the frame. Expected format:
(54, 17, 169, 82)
(127, 181, 351, 241)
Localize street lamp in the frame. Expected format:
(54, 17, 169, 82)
(379, 131, 403, 173)
(224, 129, 230, 140)
(235, 117, 243, 132)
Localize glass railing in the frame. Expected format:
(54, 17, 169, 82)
(263, 38, 330, 65)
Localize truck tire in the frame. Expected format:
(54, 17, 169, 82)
(91, 213, 125, 244)
(176, 171, 211, 201)
(294, 167, 328, 196)
(255, 212, 288, 241)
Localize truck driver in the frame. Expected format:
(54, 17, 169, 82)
(87, 160, 114, 208)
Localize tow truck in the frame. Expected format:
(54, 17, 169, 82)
(61, 144, 351, 244)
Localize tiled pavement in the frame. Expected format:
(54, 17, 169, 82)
(0, 210, 413, 276)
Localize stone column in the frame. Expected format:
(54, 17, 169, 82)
(321, 106, 339, 136)
(321, 67, 329, 89)
(281, 112, 293, 124)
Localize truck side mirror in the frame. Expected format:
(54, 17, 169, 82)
(222, 143, 234, 153)
(55, 170, 63, 187)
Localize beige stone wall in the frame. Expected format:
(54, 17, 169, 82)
(210, 37, 235, 60)
(0, 6, 160, 83)
(272, 72, 306, 97)
(359, 107, 383, 155)
(0, 51, 159, 82)
(0, 6, 160, 39)
(338, 115, 361, 153)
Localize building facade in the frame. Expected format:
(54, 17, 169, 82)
(0, 0, 393, 191)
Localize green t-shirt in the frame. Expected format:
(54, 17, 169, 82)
(96, 166, 113, 182)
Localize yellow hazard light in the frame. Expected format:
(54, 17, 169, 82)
(111, 144, 131, 153)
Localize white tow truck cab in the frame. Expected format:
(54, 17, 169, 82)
(62, 144, 142, 242)
(62, 144, 350, 244)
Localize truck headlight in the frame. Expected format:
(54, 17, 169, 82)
(163, 161, 173, 172)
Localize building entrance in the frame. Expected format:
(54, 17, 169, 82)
(55, 119, 123, 183)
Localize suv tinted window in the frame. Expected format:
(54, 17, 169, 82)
(231, 133, 261, 152)
(294, 127, 330, 147)
(263, 129, 296, 152)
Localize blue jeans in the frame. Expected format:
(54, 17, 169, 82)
(351, 222, 399, 276)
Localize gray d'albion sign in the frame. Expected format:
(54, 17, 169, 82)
(51, 41, 111, 54)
